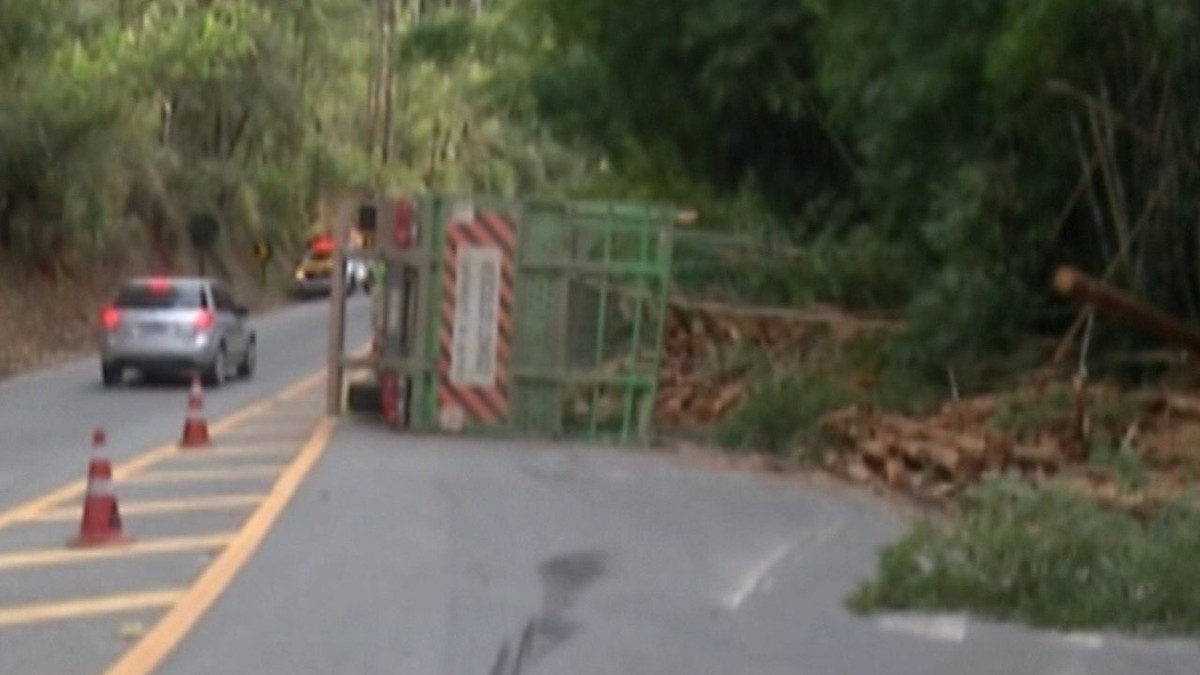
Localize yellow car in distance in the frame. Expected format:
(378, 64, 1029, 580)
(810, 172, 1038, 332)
(289, 237, 369, 299)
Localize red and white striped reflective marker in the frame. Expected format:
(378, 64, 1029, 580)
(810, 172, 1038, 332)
(69, 428, 131, 547)
(180, 372, 210, 449)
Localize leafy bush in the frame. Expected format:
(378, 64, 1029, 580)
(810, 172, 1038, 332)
(849, 479, 1200, 636)
(791, 228, 923, 310)
(1087, 442, 1150, 492)
(716, 372, 851, 463)
(839, 335, 946, 415)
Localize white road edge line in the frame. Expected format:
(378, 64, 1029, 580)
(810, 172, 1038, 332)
(877, 613, 969, 643)
(724, 542, 796, 610)
(722, 519, 843, 611)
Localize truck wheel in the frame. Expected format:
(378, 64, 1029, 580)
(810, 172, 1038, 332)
(347, 381, 382, 413)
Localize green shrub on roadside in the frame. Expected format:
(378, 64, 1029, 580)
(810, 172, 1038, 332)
(1087, 442, 1149, 492)
(841, 335, 945, 415)
(848, 479, 1200, 636)
(715, 372, 850, 463)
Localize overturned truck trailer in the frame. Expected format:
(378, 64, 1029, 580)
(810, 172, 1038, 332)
(329, 195, 679, 445)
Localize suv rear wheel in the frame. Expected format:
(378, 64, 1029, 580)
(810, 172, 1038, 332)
(237, 340, 256, 379)
(101, 364, 122, 388)
(203, 346, 227, 387)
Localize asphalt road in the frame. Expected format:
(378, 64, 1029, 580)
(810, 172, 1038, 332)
(161, 425, 1200, 675)
(0, 296, 370, 511)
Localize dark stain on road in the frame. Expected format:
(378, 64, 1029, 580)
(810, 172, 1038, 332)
(488, 549, 610, 675)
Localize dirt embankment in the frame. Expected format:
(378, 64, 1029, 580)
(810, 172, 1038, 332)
(0, 265, 125, 378)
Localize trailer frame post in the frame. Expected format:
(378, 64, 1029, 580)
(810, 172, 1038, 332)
(326, 202, 351, 416)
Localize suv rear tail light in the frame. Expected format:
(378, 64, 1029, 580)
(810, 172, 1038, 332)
(194, 309, 215, 330)
(101, 306, 121, 331)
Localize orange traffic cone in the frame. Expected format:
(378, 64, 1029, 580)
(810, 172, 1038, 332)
(180, 372, 209, 449)
(70, 428, 130, 547)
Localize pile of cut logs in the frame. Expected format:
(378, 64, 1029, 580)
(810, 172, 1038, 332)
(654, 267, 1200, 508)
(654, 298, 895, 427)
(820, 385, 1200, 504)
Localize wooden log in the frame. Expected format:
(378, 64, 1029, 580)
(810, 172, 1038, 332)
(886, 416, 988, 462)
(983, 432, 1014, 470)
(926, 482, 958, 500)
(909, 441, 960, 475)
(883, 458, 907, 488)
(709, 381, 747, 418)
(857, 438, 891, 463)
(1052, 266, 1200, 356)
(846, 459, 873, 483)
(1165, 395, 1200, 420)
(1011, 437, 1063, 466)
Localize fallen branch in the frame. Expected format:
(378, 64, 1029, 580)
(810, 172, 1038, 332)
(1052, 266, 1200, 357)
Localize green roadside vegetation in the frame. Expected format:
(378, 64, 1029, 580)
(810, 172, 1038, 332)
(7, 0, 1200, 636)
(849, 480, 1200, 637)
(0, 0, 590, 281)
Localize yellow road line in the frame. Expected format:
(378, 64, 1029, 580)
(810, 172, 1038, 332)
(198, 371, 324, 435)
(0, 533, 234, 573)
(0, 589, 185, 628)
(107, 416, 338, 675)
(207, 433, 313, 447)
(0, 450, 174, 534)
(0, 371, 325, 531)
(119, 466, 282, 485)
(276, 371, 326, 404)
(215, 417, 324, 435)
(170, 444, 297, 460)
(28, 495, 264, 523)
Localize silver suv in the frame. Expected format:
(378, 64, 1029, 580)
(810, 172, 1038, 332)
(99, 277, 256, 387)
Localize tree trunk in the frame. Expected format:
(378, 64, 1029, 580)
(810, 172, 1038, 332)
(380, 0, 398, 164)
(366, 1, 383, 156)
(0, 194, 16, 251)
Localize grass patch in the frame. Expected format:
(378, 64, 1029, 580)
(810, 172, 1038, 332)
(848, 479, 1200, 636)
(840, 335, 945, 415)
(1088, 442, 1149, 492)
(715, 372, 851, 464)
(708, 334, 944, 458)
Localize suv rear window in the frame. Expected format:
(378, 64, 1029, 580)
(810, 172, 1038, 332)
(114, 283, 207, 309)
